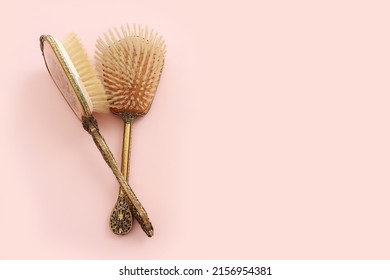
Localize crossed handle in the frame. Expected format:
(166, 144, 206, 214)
(110, 115, 133, 235)
(82, 116, 154, 237)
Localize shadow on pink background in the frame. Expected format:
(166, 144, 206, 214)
(1, 0, 390, 259)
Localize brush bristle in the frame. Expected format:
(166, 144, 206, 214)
(62, 33, 109, 113)
(95, 24, 166, 114)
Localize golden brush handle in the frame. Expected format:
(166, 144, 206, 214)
(109, 115, 134, 235)
(82, 115, 154, 237)
(120, 116, 132, 180)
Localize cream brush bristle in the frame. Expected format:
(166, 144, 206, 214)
(95, 24, 166, 115)
(62, 33, 109, 113)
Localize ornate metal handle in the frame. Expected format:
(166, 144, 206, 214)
(82, 115, 154, 237)
(109, 115, 134, 235)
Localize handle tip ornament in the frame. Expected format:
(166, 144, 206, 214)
(110, 195, 133, 235)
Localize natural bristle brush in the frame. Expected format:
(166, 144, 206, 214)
(95, 25, 166, 235)
(40, 33, 154, 237)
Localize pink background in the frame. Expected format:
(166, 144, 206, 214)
(1, 0, 390, 259)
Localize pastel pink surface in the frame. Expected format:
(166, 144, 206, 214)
(1, 0, 390, 259)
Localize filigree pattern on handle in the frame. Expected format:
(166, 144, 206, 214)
(82, 115, 154, 237)
(110, 194, 133, 235)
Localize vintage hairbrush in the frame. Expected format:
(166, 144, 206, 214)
(40, 33, 153, 237)
(95, 25, 165, 235)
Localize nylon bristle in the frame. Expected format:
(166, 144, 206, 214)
(95, 24, 166, 114)
(62, 33, 109, 113)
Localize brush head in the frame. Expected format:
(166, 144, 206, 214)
(61, 33, 109, 114)
(95, 24, 166, 116)
(40, 33, 109, 120)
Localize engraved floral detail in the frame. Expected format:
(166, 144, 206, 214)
(110, 195, 133, 235)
